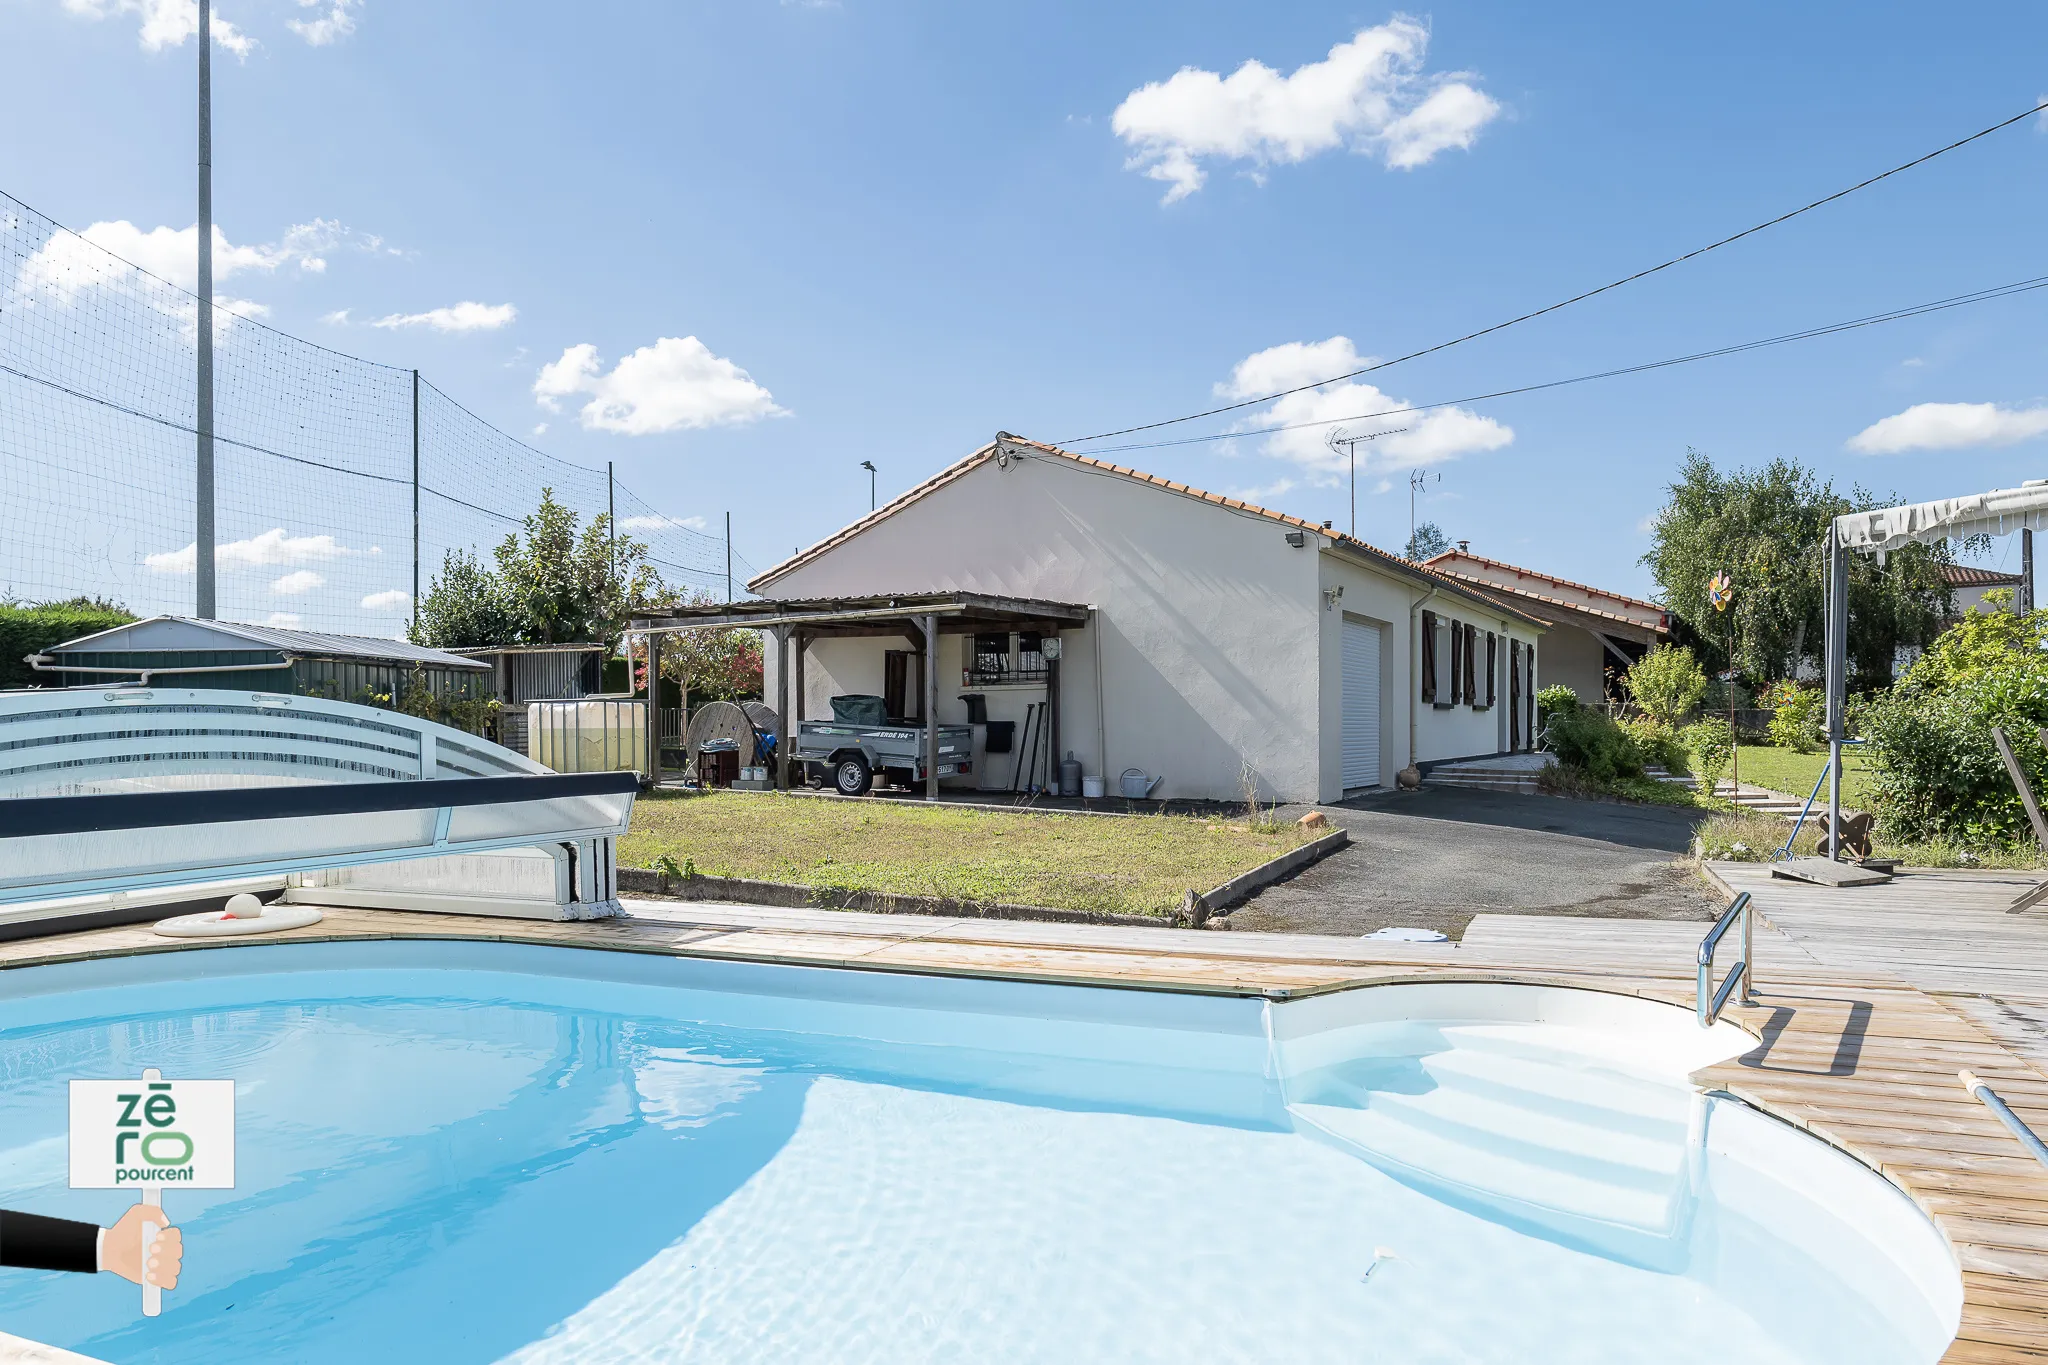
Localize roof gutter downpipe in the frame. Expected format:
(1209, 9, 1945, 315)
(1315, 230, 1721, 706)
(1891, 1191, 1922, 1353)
(1402, 585, 1439, 789)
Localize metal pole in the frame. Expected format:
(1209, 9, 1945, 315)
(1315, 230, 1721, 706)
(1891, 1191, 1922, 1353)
(725, 512, 732, 603)
(195, 0, 216, 619)
(606, 461, 616, 595)
(410, 370, 420, 636)
(644, 630, 661, 784)
(1826, 528, 1849, 859)
(2025, 528, 2036, 615)
(1349, 446, 1356, 538)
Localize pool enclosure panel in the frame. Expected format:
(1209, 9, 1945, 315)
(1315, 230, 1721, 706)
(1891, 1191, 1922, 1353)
(0, 689, 636, 924)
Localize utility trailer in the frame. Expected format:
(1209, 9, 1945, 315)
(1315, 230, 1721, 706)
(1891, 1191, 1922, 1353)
(794, 695, 971, 795)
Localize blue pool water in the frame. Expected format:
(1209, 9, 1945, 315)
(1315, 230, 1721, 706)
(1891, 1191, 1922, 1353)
(0, 941, 1959, 1363)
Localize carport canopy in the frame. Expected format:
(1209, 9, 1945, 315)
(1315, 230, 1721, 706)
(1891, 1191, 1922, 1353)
(629, 592, 1092, 797)
(1823, 480, 2048, 855)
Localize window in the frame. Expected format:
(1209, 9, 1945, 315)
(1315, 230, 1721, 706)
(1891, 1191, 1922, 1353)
(1450, 621, 1464, 705)
(963, 631, 1050, 685)
(1420, 611, 1438, 703)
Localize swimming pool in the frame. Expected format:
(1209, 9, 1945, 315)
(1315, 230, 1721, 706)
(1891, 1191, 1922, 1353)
(0, 941, 1960, 1363)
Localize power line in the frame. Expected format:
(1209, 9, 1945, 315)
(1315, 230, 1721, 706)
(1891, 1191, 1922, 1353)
(1060, 98, 2048, 447)
(1075, 272, 2048, 455)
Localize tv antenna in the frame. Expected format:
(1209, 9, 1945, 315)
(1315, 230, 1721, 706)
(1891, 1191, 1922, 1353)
(1323, 426, 1408, 537)
(1408, 468, 1441, 557)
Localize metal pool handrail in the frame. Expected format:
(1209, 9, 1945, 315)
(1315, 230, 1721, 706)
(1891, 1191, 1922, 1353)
(1961, 1070, 2048, 1171)
(1697, 891, 1755, 1027)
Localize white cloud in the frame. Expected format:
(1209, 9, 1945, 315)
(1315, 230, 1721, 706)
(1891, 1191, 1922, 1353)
(63, 0, 253, 55)
(269, 569, 324, 595)
(263, 612, 303, 628)
(1847, 401, 2048, 454)
(619, 513, 709, 533)
(321, 308, 350, 325)
(21, 218, 367, 299)
(1221, 478, 1299, 504)
(534, 337, 786, 435)
(288, 0, 358, 45)
(1221, 335, 1512, 477)
(145, 528, 375, 574)
(370, 301, 517, 333)
(360, 589, 411, 611)
(1111, 19, 1499, 202)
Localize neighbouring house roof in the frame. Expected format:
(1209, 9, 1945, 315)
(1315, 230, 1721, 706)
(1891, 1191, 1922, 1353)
(41, 616, 489, 670)
(1941, 563, 2025, 588)
(746, 434, 1549, 630)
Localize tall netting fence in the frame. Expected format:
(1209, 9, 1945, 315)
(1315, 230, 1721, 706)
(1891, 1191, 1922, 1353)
(0, 190, 733, 638)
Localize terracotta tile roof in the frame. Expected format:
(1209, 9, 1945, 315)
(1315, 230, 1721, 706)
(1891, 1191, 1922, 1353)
(1424, 568, 1669, 635)
(1422, 549, 1667, 616)
(1942, 563, 2026, 588)
(747, 434, 1549, 629)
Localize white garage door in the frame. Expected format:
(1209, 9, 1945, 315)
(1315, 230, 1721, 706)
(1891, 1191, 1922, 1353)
(1341, 618, 1381, 790)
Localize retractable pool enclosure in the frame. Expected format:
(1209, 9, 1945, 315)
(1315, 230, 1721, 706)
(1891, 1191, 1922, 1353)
(1823, 481, 2048, 858)
(0, 687, 636, 930)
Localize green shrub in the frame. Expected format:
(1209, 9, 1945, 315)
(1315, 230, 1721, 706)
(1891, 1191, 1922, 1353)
(1621, 716, 1689, 774)
(1684, 717, 1734, 795)
(1623, 644, 1708, 728)
(0, 599, 136, 690)
(1545, 706, 1646, 781)
(1862, 667, 2048, 846)
(1536, 684, 1580, 724)
(1765, 682, 1826, 753)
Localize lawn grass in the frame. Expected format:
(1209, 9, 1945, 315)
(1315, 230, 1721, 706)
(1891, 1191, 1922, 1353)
(1729, 742, 1874, 807)
(618, 791, 1324, 918)
(1695, 807, 2046, 869)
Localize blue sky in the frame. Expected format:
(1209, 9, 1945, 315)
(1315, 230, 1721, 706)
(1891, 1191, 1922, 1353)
(7, 0, 2048, 604)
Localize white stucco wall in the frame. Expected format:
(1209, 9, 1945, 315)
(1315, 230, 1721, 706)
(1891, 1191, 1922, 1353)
(1535, 625, 1607, 708)
(760, 451, 1327, 801)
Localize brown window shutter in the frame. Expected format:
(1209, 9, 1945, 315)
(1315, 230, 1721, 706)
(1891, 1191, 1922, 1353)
(1485, 632, 1497, 707)
(1463, 626, 1477, 705)
(1420, 611, 1437, 703)
(1449, 621, 1463, 704)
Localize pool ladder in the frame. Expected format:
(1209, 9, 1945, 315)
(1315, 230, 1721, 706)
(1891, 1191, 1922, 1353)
(1696, 892, 1754, 1028)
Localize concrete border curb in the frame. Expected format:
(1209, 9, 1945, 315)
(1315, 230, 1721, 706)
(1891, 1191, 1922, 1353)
(1205, 828, 1350, 912)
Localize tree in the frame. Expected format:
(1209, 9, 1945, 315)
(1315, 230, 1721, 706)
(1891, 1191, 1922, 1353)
(1405, 521, 1451, 561)
(1623, 643, 1707, 727)
(1641, 450, 1957, 688)
(658, 602, 764, 706)
(413, 489, 672, 650)
(410, 548, 521, 650)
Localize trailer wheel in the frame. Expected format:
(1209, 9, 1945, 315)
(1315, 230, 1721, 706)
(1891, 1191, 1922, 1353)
(832, 755, 873, 796)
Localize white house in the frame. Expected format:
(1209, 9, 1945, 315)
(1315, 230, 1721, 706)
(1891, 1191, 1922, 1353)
(745, 435, 1545, 805)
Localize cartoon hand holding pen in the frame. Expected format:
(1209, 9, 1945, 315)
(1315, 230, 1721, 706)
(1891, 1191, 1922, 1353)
(0, 1205, 182, 1290)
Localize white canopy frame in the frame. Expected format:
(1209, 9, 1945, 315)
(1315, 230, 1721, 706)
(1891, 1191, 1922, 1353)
(1824, 481, 2048, 857)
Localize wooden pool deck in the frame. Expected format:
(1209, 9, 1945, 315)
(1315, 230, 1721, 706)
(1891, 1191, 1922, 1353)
(2, 866, 2045, 1361)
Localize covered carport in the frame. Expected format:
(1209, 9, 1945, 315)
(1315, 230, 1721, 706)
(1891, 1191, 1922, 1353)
(630, 593, 1091, 800)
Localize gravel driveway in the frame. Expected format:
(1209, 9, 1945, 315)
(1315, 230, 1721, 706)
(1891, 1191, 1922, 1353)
(1228, 787, 1719, 940)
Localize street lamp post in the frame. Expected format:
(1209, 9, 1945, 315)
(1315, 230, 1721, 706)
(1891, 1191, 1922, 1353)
(859, 460, 877, 512)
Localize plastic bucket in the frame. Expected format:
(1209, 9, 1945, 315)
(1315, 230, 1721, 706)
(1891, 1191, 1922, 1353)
(1081, 775, 1104, 799)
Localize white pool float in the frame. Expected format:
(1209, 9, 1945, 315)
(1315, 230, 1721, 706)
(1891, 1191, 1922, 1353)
(154, 892, 324, 938)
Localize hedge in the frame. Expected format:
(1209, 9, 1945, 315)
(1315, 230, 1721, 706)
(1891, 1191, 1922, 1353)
(0, 603, 136, 690)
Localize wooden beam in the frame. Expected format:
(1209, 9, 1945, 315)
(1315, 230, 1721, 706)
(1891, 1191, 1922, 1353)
(772, 626, 790, 791)
(923, 613, 939, 801)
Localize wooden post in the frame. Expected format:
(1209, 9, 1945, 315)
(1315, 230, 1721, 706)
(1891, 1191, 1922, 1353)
(644, 630, 662, 784)
(792, 630, 807, 785)
(773, 626, 791, 790)
(922, 613, 939, 801)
